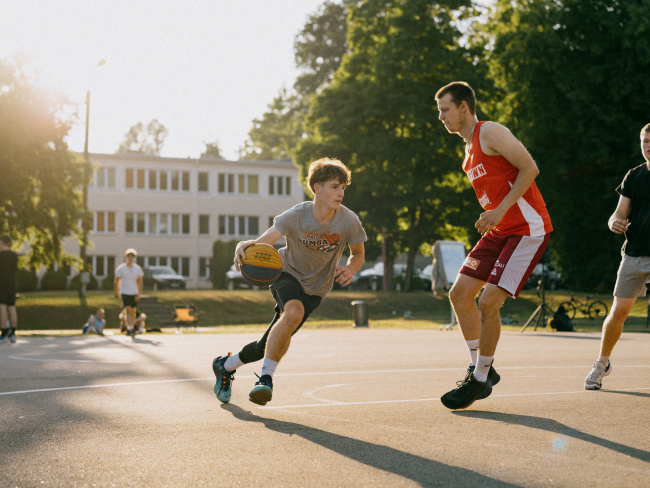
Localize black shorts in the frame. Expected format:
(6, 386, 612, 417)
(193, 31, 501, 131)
(0, 290, 16, 307)
(121, 295, 138, 308)
(270, 272, 322, 331)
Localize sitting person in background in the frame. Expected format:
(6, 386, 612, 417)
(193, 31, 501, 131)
(119, 309, 147, 334)
(82, 309, 106, 335)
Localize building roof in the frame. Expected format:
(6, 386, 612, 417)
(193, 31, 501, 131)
(84, 153, 299, 170)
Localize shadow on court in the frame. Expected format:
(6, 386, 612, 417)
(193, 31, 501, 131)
(454, 410, 650, 463)
(222, 404, 522, 488)
(601, 390, 650, 399)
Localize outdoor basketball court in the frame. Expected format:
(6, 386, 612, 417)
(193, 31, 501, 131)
(1, 328, 648, 487)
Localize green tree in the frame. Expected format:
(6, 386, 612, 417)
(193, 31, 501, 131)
(117, 119, 168, 155)
(484, 0, 650, 291)
(201, 141, 224, 159)
(240, 1, 351, 161)
(298, 0, 480, 290)
(0, 57, 85, 269)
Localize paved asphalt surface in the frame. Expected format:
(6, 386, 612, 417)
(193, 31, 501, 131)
(1, 328, 649, 487)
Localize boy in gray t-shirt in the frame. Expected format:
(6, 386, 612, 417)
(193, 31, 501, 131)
(212, 158, 367, 406)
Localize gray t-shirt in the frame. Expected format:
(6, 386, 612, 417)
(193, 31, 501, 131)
(274, 202, 367, 297)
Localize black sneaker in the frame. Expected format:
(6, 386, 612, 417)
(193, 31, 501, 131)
(465, 363, 500, 387)
(441, 369, 492, 410)
(249, 374, 273, 406)
(0, 329, 8, 345)
(212, 355, 235, 404)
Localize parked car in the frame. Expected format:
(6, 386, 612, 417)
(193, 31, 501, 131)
(419, 264, 433, 291)
(225, 265, 260, 290)
(143, 266, 186, 291)
(526, 263, 562, 290)
(353, 262, 424, 291)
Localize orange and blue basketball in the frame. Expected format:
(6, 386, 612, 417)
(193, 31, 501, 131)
(241, 244, 283, 287)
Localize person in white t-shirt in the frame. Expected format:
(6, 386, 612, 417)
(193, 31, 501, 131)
(114, 249, 144, 336)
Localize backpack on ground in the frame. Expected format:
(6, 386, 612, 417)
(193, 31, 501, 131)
(549, 305, 573, 331)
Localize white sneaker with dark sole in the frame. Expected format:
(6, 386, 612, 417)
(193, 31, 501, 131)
(585, 361, 611, 390)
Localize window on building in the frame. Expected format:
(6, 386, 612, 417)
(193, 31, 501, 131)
(199, 257, 210, 278)
(171, 257, 179, 274)
(198, 172, 209, 192)
(218, 173, 225, 193)
(228, 174, 235, 193)
(93, 166, 116, 189)
(285, 176, 291, 195)
(159, 214, 168, 234)
(148, 213, 157, 234)
(126, 212, 134, 233)
(182, 171, 190, 191)
(269, 216, 274, 229)
(181, 257, 190, 278)
(228, 216, 235, 236)
(248, 216, 259, 236)
(199, 215, 210, 235)
(171, 214, 179, 234)
(269, 175, 274, 195)
(182, 215, 190, 235)
(107, 256, 115, 275)
(91, 211, 116, 234)
(96, 211, 105, 233)
(160, 171, 168, 190)
(219, 216, 226, 235)
(248, 175, 259, 194)
(238, 216, 246, 236)
(159, 256, 167, 266)
(149, 170, 157, 190)
(277, 176, 283, 195)
(96, 168, 105, 187)
(137, 213, 146, 233)
(268, 176, 291, 196)
(171, 171, 179, 191)
(238, 174, 245, 193)
(137, 169, 145, 189)
(126, 169, 134, 189)
(96, 256, 105, 277)
(136, 256, 144, 267)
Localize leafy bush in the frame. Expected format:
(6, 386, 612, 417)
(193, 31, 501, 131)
(40, 270, 69, 291)
(16, 269, 38, 292)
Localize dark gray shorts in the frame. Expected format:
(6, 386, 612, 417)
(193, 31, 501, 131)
(613, 254, 650, 298)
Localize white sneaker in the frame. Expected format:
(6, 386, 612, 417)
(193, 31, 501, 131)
(585, 361, 612, 390)
(138, 327, 144, 334)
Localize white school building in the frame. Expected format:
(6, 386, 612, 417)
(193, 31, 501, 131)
(63, 153, 303, 289)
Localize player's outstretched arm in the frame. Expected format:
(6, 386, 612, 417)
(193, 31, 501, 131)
(608, 196, 631, 234)
(335, 242, 365, 287)
(234, 226, 283, 270)
(475, 123, 540, 235)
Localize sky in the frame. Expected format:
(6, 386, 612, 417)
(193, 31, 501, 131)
(0, 0, 331, 161)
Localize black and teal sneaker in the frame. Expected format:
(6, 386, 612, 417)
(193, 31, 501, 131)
(249, 374, 273, 406)
(212, 355, 235, 404)
(441, 368, 492, 410)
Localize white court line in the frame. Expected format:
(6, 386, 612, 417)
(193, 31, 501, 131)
(1, 365, 650, 397)
(265, 387, 650, 409)
(9, 356, 131, 364)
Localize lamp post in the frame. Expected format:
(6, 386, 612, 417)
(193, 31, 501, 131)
(79, 60, 106, 306)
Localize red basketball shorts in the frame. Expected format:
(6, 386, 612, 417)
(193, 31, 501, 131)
(459, 231, 550, 298)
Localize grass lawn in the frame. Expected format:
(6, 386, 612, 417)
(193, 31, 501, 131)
(10, 288, 650, 334)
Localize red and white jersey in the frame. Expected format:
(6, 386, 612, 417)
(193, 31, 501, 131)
(463, 121, 552, 237)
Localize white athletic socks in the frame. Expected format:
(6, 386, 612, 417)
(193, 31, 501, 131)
(260, 358, 278, 378)
(224, 352, 245, 372)
(597, 355, 610, 368)
(473, 354, 494, 382)
(465, 339, 480, 366)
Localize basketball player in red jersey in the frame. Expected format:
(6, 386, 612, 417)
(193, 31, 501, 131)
(435, 82, 552, 410)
